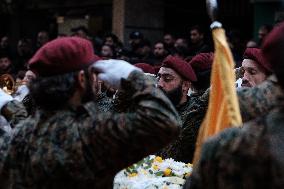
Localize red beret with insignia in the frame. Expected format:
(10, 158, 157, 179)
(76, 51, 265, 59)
(162, 55, 197, 81)
(29, 37, 101, 76)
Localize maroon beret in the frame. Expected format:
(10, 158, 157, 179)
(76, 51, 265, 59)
(134, 63, 156, 74)
(29, 37, 101, 76)
(243, 48, 272, 73)
(262, 22, 284, 74)
(162, 55, 197, 81)
(189, 53, 213, 73)
(154, 65, 162, 75)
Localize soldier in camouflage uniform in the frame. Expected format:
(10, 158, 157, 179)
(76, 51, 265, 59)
(157, 55, 208, 163)
(238, 75, 284, 122)
(241, 48, 272, 88)
(0, 37, 181, 189)
(200, 75, 283, 123)
(184, 21, 284, 189)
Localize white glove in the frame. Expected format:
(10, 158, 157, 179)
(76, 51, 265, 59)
(235, 78, 242, 88)
(13, 85, 29, 102)
(0, 88, 13, 110)
(92, 59, 142, 89)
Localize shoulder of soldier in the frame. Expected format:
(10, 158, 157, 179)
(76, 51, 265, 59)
(200, 127, 241, 160)
(183, 93, 208, 112)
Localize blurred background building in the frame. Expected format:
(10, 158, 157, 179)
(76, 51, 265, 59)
(0, 0, 283, 46)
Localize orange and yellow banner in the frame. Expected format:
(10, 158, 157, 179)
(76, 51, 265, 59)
(193, 27, 242, 164)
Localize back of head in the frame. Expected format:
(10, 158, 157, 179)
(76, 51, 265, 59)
(262, 21, 284, 88)
(28, 37, 100, 110)
(129, 31, 144, 40)
(189, 53, 213, 91)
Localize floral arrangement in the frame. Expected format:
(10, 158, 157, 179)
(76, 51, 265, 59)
(114, 155, 193, 189)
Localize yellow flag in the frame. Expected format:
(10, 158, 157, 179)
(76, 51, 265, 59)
(193, 26, 242, 164)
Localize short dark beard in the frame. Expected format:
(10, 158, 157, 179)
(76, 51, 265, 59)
(161, 84, 183, 107)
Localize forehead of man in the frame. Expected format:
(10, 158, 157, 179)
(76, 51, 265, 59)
(242, 59, 265, 73)
(158, 67, 182, 79)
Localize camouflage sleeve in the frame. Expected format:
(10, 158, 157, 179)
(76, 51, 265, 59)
(235, 67, 243, 80)
(82, 71, 181, 175)
(0, 127, 11, 188)
(113, 74, 157, 113)
(1, 100, 28, 128)
(183, 128, 241, 189)
(237, 76, 283, 122)
(112, 90, 132, 113)
(159, 108, 205, 163)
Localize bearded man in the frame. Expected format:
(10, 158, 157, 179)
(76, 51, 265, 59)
(157, 55, 207, 163)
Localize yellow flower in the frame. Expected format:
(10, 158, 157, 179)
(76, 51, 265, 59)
(185, 172, 192, 178)
(128, 173, 138, 177)
(187, 163, 193, 167)
(154, 156, 163, 163)
(141, 169, 147, 175)
(164, 168, 172, 176)
(153, 165, 159, 170)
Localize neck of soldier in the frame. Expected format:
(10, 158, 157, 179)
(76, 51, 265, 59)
(178, 93, 188, 106)
(68, 90, 83, 108)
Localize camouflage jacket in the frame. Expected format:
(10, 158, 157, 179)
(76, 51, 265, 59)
(159, 92, 207, 163)
(237, 75, 284, 122)
(1, 100, 28, 128)
(184, 105, 284, 189)
(2, 71, 181, 189)
(95, 92, 114, 113)
(200, 75, 284, 122)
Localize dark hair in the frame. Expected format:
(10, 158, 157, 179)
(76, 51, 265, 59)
(164, 33, 175, 38)
(29, 71, 80, 110)
(190, 25, 204, 34)
(192, 69, 211, 92)
(174, 46, 189, 58)
(154, 41, 171, 55)
(129, 31, 144, 39)
(101, 44, 116, 58)
(259, 24, 273, 33)
(71, 26, 89, 35)
(0, 50, 12, 60)
(104, 33, 119, 44)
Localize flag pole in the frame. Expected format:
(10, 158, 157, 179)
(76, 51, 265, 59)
(192, 0, 243, 165)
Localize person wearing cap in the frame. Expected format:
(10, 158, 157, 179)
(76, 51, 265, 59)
(189, 53, 213, 94)
(128, 31, 144, 61)
(184, 22, 284, 189)
(0, 37, 181, 188)
(0, 52, 16, 76)
(157, 55, 207, 163)
(153, 41, 170, 66)
(241, 48, 272, 87)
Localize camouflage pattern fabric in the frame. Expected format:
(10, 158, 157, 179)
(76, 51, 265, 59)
(95, 92, 114, 113)
(2, 71, 181, 189)
(184, 105, 284, 189)
(1, 100, 28, 128)
(237, 75, 284, 122)
(200, 75, 284, 122)
(22, 94, 36, 116)
(158, 92, 207, 163)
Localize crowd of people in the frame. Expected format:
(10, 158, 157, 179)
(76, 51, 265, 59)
(0, 19, 283, 189)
